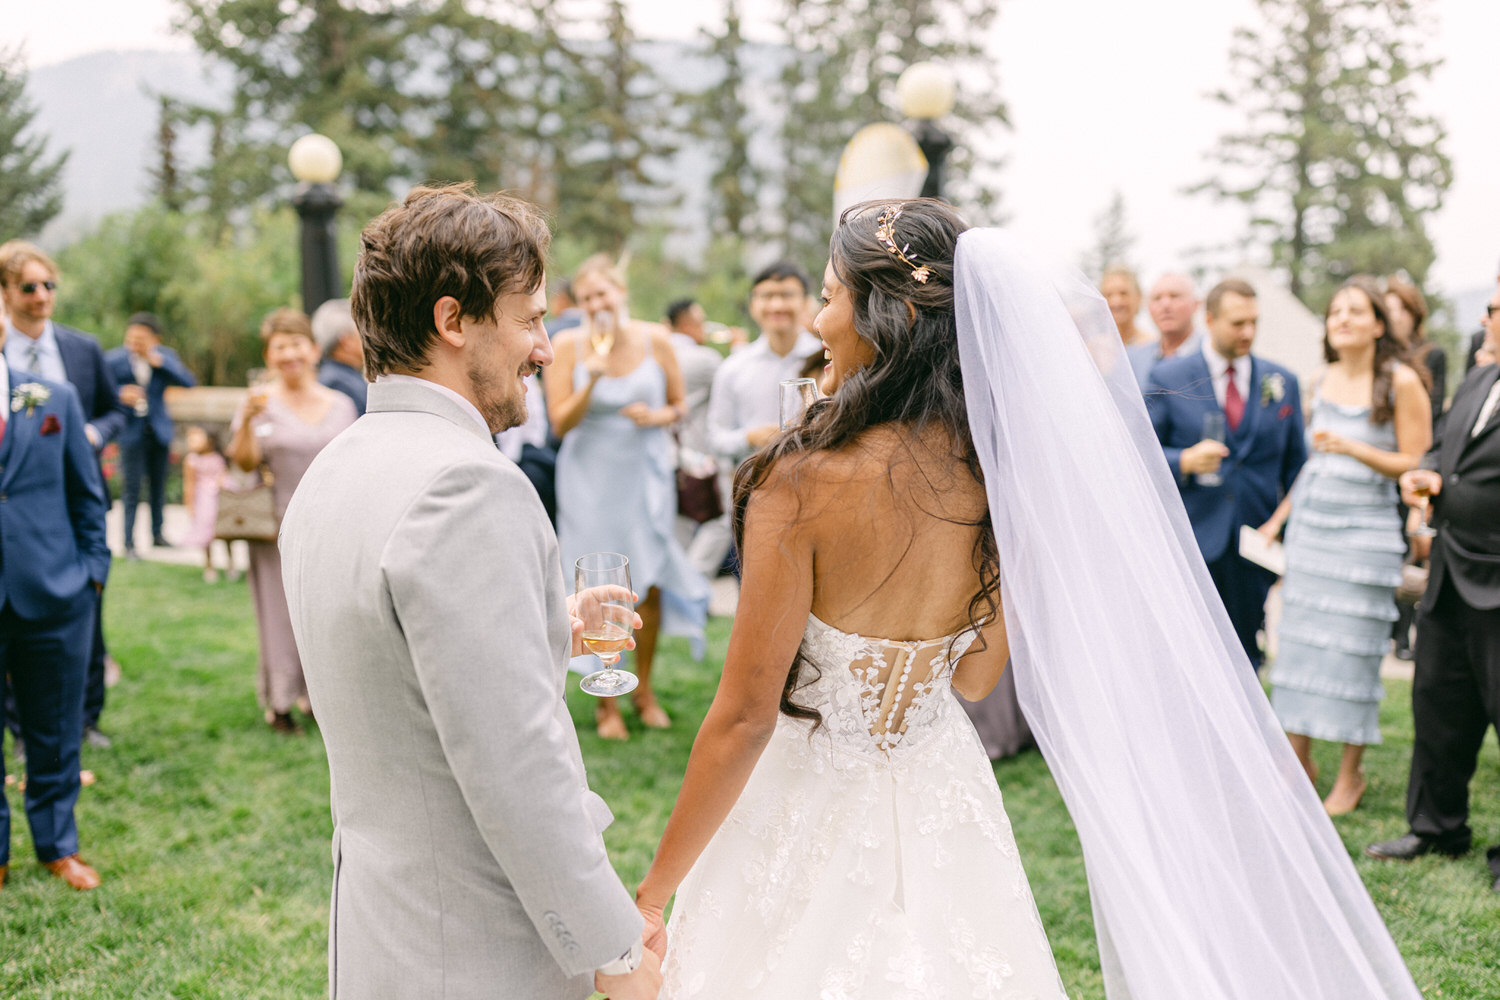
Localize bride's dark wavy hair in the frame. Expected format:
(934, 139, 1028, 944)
(731, 198, 999, 723)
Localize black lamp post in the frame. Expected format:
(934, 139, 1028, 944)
(897, 63, 958, 202)
(288, 134, 343, 316)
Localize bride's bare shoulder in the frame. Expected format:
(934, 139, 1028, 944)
(756, 424, 968, 508)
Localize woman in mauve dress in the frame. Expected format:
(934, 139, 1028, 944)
(228, 308, 357, 734)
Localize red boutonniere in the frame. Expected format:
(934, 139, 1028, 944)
(40, 414, 61, 436)
(1277, 404, 1292, 421)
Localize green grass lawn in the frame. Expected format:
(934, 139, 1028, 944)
(3, 560, 1497, 997)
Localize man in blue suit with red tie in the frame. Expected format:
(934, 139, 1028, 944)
(1146, 279, 1307, 670)
(0, 319, 112, 892)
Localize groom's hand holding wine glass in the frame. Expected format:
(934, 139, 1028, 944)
(568, 586, 642, 659)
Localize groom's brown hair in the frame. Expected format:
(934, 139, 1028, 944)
(353, 183, 551, 380)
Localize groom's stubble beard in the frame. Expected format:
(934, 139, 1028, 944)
(466, 336, 531, 434)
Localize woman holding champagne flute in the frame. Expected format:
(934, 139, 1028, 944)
(229, 308, 357, 734)
(1262, 277, 1430, 814)
(545, 255, 709, 740)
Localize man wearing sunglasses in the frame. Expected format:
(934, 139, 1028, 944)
(0, 241, 128, 754)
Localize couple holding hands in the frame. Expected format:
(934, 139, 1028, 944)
(283, 185, 1429, 1000)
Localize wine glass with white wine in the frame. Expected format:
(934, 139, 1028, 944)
(590, 309, 617, 358)
(1409, 479, 1437, 539)
(575, 552, 639, 697)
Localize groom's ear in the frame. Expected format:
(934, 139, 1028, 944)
(432, 296, 466, 349)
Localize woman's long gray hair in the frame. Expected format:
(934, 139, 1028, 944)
(730, 198, 999, 723)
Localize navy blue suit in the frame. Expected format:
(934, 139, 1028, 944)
(55, 324, 127, 729)
(105, 345, 196, 547)
(317, 358, 367, 416)
(56, 325, 128, 449)
(1146, 351, 1307, 667)
(0, 368, 111, 865)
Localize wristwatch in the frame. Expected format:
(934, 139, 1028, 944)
(596, 939, 643, 977)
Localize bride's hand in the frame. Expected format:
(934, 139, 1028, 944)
(636, 897, 668, 963)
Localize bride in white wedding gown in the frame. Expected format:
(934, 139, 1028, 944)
(633, 201, 1424, 1000)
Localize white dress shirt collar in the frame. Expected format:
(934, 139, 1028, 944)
(376, 373, 490, 437)
(1200, 337, 1251, 412)
(4, 319, 65, 381)
(1473, 375, 1500, 439)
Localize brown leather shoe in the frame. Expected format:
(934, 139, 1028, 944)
(42, 854, 101, 890)
(0, 863, 8, 890)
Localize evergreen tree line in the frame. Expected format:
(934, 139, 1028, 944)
(2, 0, 1453, 385)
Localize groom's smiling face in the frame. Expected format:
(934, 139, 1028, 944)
(464, 282, 551, 433)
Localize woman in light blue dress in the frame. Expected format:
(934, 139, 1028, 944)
(545, 255, 710, 740)
(1264, 277, 1430, 815)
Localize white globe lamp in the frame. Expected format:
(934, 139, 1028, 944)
(897, 62, 957, 122)
(288, 133, 343, 185)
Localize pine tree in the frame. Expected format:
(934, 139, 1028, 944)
(694, 0, 761, 243)
(1079, 189, 1136, 281)
(770, 0, 1011, 269)
(0, 48, 68, 238)
(410, 0, 532, 190)
(150, 95, 185, 213)
(171, 0, 424, 215)
(1194, 0, 1450, 309)
(559, 0, 677, 253)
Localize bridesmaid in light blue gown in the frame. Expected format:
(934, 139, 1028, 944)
(1263, 277, 1430, 816)
(545, 255, 710, 740)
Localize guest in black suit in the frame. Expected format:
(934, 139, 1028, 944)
(105, 313, 197, 556)
(312, 298, 367, 416)
(1367, 285, 1500, 891)
(0, 241, 128, 750)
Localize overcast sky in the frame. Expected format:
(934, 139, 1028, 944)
(13, 0, 1498, 301)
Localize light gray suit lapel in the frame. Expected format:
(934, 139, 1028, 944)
(366, 379, 494, 445)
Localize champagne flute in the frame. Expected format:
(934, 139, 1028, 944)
(779, 378, 818, 431)
(575, 552, 639, 697)
(247, 368, 275, 439)
(590, 310, 617, 357)
(1409, 480, 1437, 539)
(1197, 413, 1226, 487)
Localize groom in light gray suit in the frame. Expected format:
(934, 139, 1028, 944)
(280, 185, 660, 1000)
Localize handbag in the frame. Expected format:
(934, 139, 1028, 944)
(677, 467, 723, 524)
(215, 467, 279, 542)
(675, 442, 723, 524)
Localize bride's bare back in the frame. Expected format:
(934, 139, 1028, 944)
(774, 423, 1010, 704)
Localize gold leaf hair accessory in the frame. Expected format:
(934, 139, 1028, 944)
(875, 205, 932, 283)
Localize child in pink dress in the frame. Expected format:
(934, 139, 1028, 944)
(181, 426, 230, 582)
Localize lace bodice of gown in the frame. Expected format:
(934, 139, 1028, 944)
(797, 614, 980, 757)
(659, 612, 1069, 999)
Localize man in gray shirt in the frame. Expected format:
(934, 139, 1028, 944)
(692, 263, 822, 576)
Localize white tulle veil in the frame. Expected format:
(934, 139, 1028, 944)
(952, 228, 1421, 999)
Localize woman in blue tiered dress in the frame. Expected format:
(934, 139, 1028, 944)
(1263, 277, 1431, 815)
(545, 255, 710, 741)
